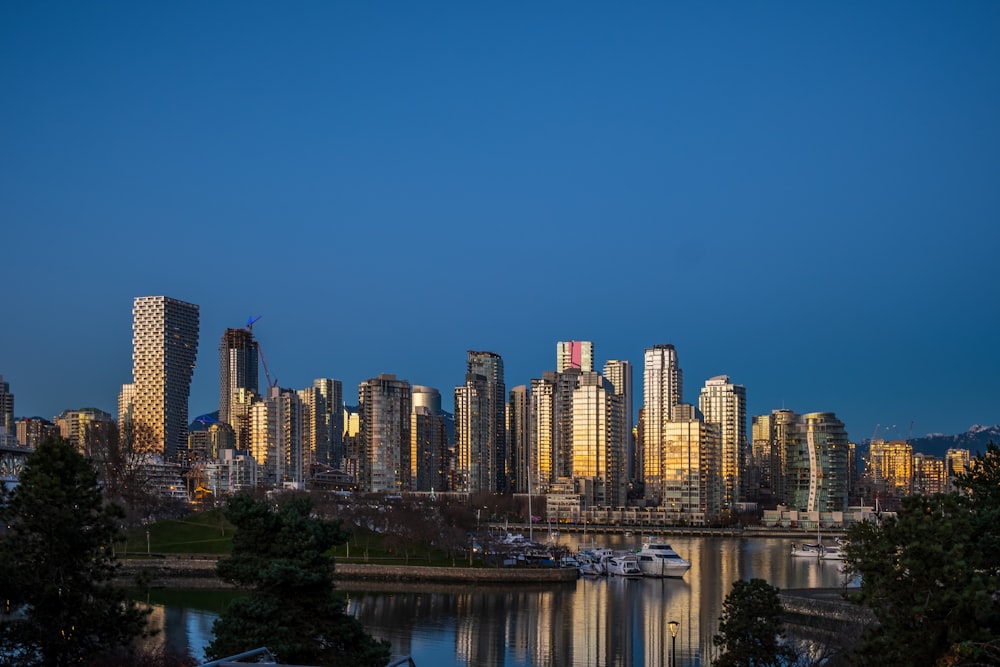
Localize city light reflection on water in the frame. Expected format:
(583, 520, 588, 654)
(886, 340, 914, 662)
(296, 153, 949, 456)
(147, 535, 857, 666)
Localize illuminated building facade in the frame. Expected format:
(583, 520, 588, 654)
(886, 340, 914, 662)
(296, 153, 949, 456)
(54, 408, 115, 457)
(557, 340, 594, 372)
(913, 453, 946, 496)
(15, 417, 58, 448)
(642, 344, 683, 505)
(869, 440, 914, 497)
(250, 386, 305, 487)
(571, 372, 627, 508)
(946, 448, 971, 493)
(128, 296, 200, 462)
(699, 375, 747, 509)
(662, 404, 722, 522)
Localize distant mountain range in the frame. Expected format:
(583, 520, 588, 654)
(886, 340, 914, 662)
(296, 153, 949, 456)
(869, 424, 1000, 459)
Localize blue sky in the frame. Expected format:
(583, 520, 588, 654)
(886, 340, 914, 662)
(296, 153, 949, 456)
(2, 2, 998, 441)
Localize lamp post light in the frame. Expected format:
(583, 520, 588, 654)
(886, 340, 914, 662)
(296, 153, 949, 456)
(668, 620, 679, 667)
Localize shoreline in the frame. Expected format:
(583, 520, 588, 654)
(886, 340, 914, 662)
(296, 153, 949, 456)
(117, 558, 580, 589)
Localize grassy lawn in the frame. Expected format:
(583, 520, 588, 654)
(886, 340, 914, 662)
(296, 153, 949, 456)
(121, 509, 479, 567)
(120, 509, 235, 555)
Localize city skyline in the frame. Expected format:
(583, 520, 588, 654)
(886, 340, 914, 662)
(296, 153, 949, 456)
(3, 3, 998, 440)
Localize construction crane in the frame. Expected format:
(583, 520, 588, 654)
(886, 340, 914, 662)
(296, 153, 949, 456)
(245, 315, 278, 390)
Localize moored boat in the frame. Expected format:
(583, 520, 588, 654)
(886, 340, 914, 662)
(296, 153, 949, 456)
(635, 542, 691, 578)
(790, 542, 823, 557)
(604, 553, 642, 577)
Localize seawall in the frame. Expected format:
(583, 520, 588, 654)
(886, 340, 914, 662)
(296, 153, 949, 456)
(117, 557, 579, 589)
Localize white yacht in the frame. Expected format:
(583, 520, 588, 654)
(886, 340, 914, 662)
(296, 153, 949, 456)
(636, 543, 691, 578)
(790, 542, 823, 558)
(604, 553, 642, 577)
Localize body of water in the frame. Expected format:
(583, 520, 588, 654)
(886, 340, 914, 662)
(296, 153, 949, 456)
(146, 534, 856, 666)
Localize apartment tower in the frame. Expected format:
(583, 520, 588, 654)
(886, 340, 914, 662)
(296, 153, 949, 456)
(411, 385, 448, 492)
(359, 374, 412, 493)
(129, 296, 200, 462)
(603, 360, 634, 481)
(642, 344, 683, 504)
(454, 351, 506, 493)
(699, 375, 748, 509)
(557, 340, 594, 373)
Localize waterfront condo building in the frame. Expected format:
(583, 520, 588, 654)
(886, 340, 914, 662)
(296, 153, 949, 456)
(128, 296, 199, 462)
(530, 369, 582, 493)
(642, 344, 683, 504)
(557, 340, 594, 373)
(779, 411, 850, 513)
(359, 374, 412, 493)
(571, 372, 627, 508)
(602, 360, 634, 481)
(699, 375, 748, 510)
(454, 351, 506, 493)
(661, 404, 722, 523)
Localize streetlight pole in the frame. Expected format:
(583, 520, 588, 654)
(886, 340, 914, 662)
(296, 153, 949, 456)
(668, 620, 679, 667)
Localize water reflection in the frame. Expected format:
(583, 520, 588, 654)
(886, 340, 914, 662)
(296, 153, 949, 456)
(147, 536, 856, 667)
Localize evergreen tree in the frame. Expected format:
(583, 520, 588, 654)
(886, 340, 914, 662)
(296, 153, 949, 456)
(845, 442, 1000, 666)
(205, 493, 391, 666)
(0, 436, 149, 666)
(713, 578, 795, 667)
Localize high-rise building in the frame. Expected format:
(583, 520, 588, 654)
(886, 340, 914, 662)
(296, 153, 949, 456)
(313, 378, 344, 468)
(868, 440, 914, 497)
(530, 369, 582, 493)
(780, 411, 850, 512)
(507, 385, 531, 493)
(250, 386, 305, 487)
(642, 344, 683, 504)
(298, 384, 327, 477)
(571, 372, 627, 508)
(359, 374, 412, 493)
(0, 374, 13, 435)
(454, 351, 506, 493)
(751, 413, 778, 505)
(913, 453, 946, 496)
(946, 448, 971, 493)
(54, 408, 116, 457)
(219, 328, 258, 449)
(557, 341, 594, 373)
(128, 296, 200, 462)
(603, 360, 634, 481)
(411, 386, 448, 492)
(661, 404, 722, 522)
(699, 375, 748, 509)
(15, 417, 58, 448)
